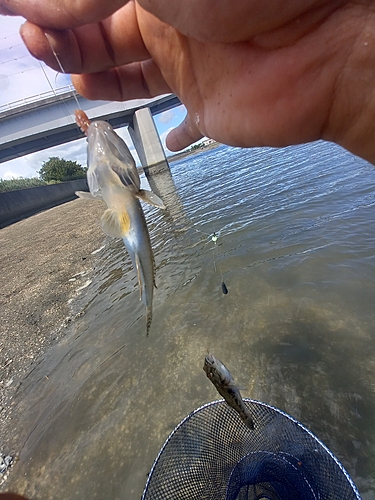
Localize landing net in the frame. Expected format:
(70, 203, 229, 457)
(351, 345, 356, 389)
(142, 399, 361, 500)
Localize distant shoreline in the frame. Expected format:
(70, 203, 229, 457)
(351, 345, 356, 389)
(167, 141, 221, 163)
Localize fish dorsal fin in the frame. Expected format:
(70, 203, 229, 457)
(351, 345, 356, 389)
(111, 162, 140, 191)
(100, 209, 130, 238)
(105, 126, 137, 168)
(136, 190, 166, 209)
(75, 190, 96, 200)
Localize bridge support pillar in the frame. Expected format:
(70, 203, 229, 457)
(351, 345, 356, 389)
(128, 107, 168, 170)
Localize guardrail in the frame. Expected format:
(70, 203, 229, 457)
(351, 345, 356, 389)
(0, 85, 77, 114)
(0, 178, 89, 228)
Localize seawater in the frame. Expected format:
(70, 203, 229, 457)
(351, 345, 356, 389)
(6, 142, 375, 499)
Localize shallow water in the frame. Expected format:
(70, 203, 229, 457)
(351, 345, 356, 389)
(6, 142, 375, 499)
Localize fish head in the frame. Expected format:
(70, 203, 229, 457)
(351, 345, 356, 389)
(203, 353, 217, 372)
(87, 120, 141, 193)
(204, 353, 240, 394)
(203, 352, 231, 384)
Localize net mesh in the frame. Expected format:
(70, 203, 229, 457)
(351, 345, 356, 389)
(142, 399, 361, 500)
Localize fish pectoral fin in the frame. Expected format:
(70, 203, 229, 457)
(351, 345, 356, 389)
(100, 209, 130, 238)
(137, 190, 166, 209)
(75, 190, 96, 200)
(227, 381, 247, 391)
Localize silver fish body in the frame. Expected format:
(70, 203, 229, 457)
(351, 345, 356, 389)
(203, 353, 254, 429)
(120, 193, 155, 333)
(75, 115, 165, 335)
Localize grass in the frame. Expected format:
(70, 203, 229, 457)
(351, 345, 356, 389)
(0, 177, 47, 193)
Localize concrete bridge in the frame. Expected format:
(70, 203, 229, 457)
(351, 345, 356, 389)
(0, 88, 181, 168)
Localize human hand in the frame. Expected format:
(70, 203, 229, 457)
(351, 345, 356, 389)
(2, 0, 375, 163)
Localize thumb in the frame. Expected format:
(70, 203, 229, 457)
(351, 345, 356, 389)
(166, 112, 204, 152)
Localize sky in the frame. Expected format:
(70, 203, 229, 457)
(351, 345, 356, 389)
(0, 15, 192, 180)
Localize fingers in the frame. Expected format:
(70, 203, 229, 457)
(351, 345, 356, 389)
(166, 113, 204, 151)
(0, 0, 127, 29)
(20, 23, 81, 73)
(138, 0, 324, 43)
(72, 60, 171, 101)
(19, 2, 150, 74)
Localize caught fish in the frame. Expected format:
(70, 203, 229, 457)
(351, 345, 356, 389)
(75, 110, 165, 335)
(203, 353, 254, 429)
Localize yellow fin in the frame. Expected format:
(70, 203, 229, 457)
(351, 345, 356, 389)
(100, 209, 130, 237)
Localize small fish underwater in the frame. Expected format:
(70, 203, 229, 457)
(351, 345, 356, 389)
(203, 353, 255, 429)
(75, 110, 165, 335)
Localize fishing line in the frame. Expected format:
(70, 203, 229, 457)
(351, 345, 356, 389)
(191, 225, 228, 295)
(211, 232, 228, 295)
(41, 34, 85, 130)
(46, 34, 82, 111)
(38, 58, 80, 128)
(38, 59, 55, 93)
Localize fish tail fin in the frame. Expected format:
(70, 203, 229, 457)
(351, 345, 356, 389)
(101, 209, 130, 237)
(243, 415, 255, 430)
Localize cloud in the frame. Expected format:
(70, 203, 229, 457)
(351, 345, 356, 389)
(157, 109, 174, 124)
(3, 171, 22, 180)
(0, 156, 36, 179)
(23, 137, 88, 173)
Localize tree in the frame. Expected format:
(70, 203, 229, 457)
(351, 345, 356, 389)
(38, 157, 87, 182)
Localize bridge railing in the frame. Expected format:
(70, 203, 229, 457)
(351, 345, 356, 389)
(0, 85, 77, 115)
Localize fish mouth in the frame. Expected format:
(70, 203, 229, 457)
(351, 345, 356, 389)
(203, 357, 214, 375)
(204, 353, 215, 366)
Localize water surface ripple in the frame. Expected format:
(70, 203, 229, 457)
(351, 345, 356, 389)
(7, 141, 375, 499)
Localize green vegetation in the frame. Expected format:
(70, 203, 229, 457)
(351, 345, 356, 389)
(0, 157, 87, 193)
(38, 157, 87, 183)
(0, 177, 47, 193)
(187, 143, 203, 152)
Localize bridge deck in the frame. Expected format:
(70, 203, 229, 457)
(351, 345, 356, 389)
(0, 93, 181, 163)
